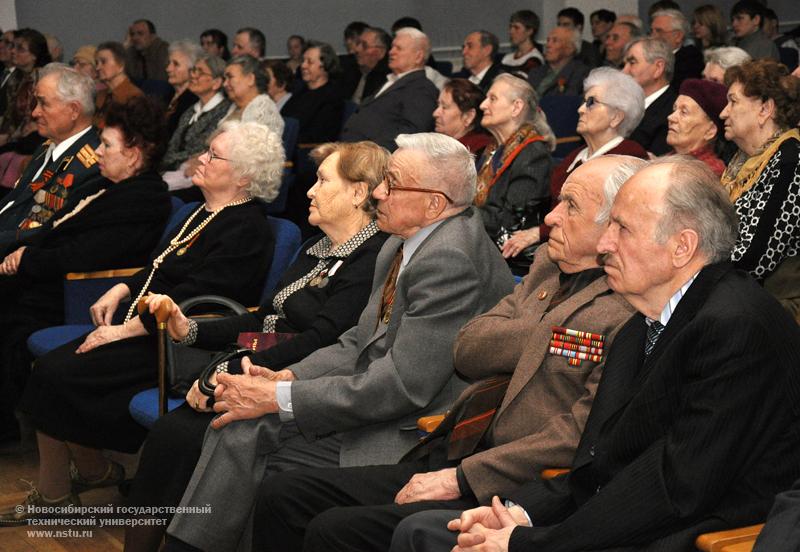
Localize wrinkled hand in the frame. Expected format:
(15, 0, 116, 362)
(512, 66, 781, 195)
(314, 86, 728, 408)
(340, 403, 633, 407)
(183, 156, 202, 177)
(450, 497, 526, 551)
(242, 356, 295, 381)
(395, 468, 461, 504)
(144, 293, 190, 341)
(501, 228, 539, 259)
(90, 283, 130, 326)
(76, 324, 130, 354)
(210, 372, 277, 429)
(0, 246, 25, 276)
(186, 378, 214, 412)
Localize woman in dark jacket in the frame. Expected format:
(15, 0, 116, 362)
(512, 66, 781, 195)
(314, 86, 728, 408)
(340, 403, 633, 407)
(0, 121, 283, 525)
(121, 140, 390, 552)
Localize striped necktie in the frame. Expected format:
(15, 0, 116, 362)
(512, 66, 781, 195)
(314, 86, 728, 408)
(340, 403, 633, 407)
(644, 320, 665, 356)
(379, 245, 403, 325)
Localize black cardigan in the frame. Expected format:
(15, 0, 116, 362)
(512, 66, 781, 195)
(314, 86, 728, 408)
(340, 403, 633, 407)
(282, 81, 345, 143)
(191, 230, 388, 369)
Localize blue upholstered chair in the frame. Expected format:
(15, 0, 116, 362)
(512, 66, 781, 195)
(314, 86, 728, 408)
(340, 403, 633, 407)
(265, 117, 300, 215)
(539, 95, 584, 159)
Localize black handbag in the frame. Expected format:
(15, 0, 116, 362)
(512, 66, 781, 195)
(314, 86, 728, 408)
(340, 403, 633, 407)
(197, 346, 252, 397)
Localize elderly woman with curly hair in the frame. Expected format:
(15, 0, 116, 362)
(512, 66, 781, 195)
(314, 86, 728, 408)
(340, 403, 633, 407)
(0, 121, 283, 523)
(121, 141, 391, 552)
(719, 59, 800, 281)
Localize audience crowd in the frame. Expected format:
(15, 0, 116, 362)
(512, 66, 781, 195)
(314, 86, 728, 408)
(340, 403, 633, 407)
(0, 2, 799, 551)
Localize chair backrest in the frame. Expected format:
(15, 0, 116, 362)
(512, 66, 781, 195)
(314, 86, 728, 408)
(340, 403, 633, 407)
(134, 78, 174, 106)
(263, 217, 302, 302)
(282, 117, 300, 159)
(539, 95, 584, 158)
(160, 201, 200, 241)
(432, 60, 453, 77)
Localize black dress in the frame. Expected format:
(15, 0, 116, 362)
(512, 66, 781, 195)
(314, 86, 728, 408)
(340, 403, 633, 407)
(0, 172, 171, 440)
(17, 200, 274, 453)
(127, 224, 386, 515)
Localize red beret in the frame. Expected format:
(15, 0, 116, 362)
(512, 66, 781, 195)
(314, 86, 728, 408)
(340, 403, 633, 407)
(678, 78, 728, 136)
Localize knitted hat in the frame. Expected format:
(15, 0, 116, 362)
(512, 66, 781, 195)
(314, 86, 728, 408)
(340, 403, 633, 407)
(678, 78, 728, 136)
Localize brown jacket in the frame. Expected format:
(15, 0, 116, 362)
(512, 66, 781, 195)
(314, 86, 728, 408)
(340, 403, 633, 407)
(455, 247, 634, 501)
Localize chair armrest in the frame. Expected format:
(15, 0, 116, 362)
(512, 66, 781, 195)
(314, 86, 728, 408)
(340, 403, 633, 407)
(541, 468, 570, 480)
(417, 414, 446, 434)
(555, 136, 582, 145)
(178, 295, 249, 315)
(695, 524, 764, 552)
(65, 267, 142, 280)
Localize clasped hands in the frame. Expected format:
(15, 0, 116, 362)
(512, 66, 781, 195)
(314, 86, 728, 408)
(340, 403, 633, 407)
(447, 496, 529, 551)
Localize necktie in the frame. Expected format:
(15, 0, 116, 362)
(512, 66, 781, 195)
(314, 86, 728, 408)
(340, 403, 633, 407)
(379, 245, 403, 325)
(352, 74, 367, 104)
(644, 320, 665, 356)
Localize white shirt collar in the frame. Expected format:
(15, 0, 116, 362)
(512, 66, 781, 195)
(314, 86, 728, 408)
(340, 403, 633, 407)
(52, 126, 93, 161)
(189, 92, 225, 124)
(567, 136, 624, 172)
(275, 92, 292, 112)
(468, 63, 491, 85)
(398, 219, 446, 275)
(648, 272, 699, 327)
(375, 69, 419, 97)
(644, 84, 670, 109)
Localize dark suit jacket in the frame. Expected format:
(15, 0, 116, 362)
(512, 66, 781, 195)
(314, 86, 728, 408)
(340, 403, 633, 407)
(527, 58, 590, 97)
(0, 128, 103, 253)
(629, 86, 677, 156)
(672, 45, 704, 89)
(505, 262, 800, 552)
(453, 62, 505, 93)
(340, 69, 438, 151)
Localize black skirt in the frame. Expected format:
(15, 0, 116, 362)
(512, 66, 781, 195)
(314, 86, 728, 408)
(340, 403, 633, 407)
(18, 333, 159, 453)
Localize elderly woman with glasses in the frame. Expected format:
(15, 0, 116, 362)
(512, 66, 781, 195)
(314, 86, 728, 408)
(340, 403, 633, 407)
(122, 141, 390, 551)
(0, 121, 281, 524)
(164, 40, 204, 136)
(501, 68, 648, 260)
(160, 54, 231, 191)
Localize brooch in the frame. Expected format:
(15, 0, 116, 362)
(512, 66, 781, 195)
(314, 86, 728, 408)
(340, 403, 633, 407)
(549, 326, 605, 366)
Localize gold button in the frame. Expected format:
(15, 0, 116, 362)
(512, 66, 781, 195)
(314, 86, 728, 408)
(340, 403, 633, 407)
(537, 290, 548, 300)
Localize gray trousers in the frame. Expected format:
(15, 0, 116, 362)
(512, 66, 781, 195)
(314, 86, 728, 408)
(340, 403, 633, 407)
(167, 414, 341, 552)
(389, 509, 463, 552)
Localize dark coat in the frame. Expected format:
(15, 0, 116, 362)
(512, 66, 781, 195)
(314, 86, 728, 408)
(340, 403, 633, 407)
(282, 81, 345, 143)
(629, 86, 678, 156)
(527, 58, 590, 97)
(340, 69, 438, 151)
(505, 262, 800, 552)
(672, 45, 704, 89)
(453, 62, 505, 93)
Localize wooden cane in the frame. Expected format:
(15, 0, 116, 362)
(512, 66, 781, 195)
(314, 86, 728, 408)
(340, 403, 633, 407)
(137, 295, 174, 417)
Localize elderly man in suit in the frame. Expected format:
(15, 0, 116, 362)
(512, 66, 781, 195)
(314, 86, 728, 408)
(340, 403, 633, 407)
(453, 30, 504, 93)
(340, 27, 439, 151)
(249, 155, 640, 552)
(527, 26, 590, 97)
(346, 26, 390, 103)
(0, 63, 100, 257)
(394, 156, 800, 552)
(624, 37, 677, 155)
(159, 133, 514, 552)
(650, 9, 703, 89)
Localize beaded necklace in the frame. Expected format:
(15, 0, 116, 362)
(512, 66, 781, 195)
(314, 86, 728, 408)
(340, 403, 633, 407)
(124, 195, 252, 323)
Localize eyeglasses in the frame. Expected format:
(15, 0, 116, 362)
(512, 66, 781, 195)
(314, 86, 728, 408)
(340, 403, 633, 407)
(190, 66, 213, 77)
(203, 148, 230, 162)
(383, 173, 453, 203)
(583, 96, 611, 109)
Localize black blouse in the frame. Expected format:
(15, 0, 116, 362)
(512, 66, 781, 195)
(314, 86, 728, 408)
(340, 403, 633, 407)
(192, 224, 387, 369)
(282, 81, 345, 143)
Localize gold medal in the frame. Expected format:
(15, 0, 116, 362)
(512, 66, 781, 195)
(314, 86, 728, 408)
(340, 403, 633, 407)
(382, 305, 392, 324)
(176, 248, 186, 256)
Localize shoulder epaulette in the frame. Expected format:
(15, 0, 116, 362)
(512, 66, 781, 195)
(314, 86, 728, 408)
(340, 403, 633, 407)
(76, 144, 98, 168)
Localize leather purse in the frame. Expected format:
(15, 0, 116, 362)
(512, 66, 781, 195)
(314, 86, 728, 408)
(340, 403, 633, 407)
(197, 346, 253, 398)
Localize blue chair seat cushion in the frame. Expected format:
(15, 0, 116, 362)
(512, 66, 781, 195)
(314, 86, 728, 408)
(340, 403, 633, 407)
(129, 388, 185, 428)
(27, 324, 94, 358)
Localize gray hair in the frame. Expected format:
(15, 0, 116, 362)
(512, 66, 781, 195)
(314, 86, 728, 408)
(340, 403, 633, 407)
(597, 156, 648, 223)
(652, 9, 689, 36)
(492, 73, 556, 151)
(197, 53, 226, 79)
(394, 27, 431, 61)
(647, 155, 737, 263)
(566, 27, 582, 54)
(704, 46, 751, 71)
(38, 62, 95, 116)
(395, 133, 476, 206)
(583, 67, 645, 137)
(228, 55, 267, 93)
(169, 39, 203, 68)
(625, 36, 675, 83)
(213, 121, 284, 202)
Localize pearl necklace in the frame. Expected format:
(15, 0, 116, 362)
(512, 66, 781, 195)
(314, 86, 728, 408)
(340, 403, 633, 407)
(124, 195, 253, 323)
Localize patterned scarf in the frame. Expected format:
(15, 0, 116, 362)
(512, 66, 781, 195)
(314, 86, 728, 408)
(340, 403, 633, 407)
(475, 124, 545, 206)
(721, 128, 800, 202)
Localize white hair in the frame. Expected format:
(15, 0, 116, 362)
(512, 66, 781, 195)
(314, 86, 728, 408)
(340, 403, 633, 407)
(583, 67, 645, 138)
(652, 9, 689, 36)
(169, 39, 204, 68)
(566, 27, 582, 54)
(597, 156, 648, 223)
(704, 47, 751, 71)
(38, 62, 95, 116)
(492, 73, 556, 151)
(394, 133, 476, 206)
(214, 121, 285, 202)
(394, 27, 431, 61)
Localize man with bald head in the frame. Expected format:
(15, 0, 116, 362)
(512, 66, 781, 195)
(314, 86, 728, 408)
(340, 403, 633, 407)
(527, 26, 589, 97)
(341, 27, 438, 150)
(398, 156, 800, 552)
(250, 156, 640, 551)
